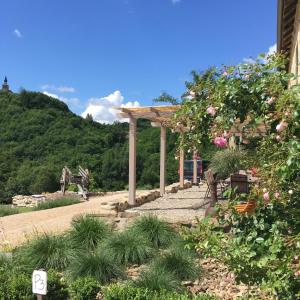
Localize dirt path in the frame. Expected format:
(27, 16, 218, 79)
(0, 191, 137, 248)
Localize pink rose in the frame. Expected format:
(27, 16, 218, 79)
(276, 121, 287, 133)
(189, 91, 196, 98)
(207, 106, 217, 116)
(263, 192, 270, 201)
(274, 192, 280, 199)
(213, 137, 227, 148)
(266, 97, 275, 105)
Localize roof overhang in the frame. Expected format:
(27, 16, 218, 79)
(277, 0, 298, 66)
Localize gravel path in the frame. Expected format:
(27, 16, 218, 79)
(0, 190, 151, 248)
(127, 185, 210, 223)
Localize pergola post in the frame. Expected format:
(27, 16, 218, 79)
(179, 147, 184, 188)
(129, 116, 137, 205)
(193, 150, 198, 185)
(160, 126, 166, 196)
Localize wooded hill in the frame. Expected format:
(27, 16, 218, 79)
(0, 90, 179, 202)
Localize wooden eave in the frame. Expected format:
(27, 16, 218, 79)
(277, 0, 298, 64)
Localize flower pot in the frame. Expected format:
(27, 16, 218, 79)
(234, 200, 256, 214)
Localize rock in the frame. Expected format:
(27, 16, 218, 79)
(119, 211, 140, 218)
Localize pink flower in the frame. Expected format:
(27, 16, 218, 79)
(276, 121, 287, 133)
(263, 192, 270, 201)
(223, 71, 229, 76)
(266, 97, 275, 105)
(213, 137, 227, 148)
(207, 106, 217, 116)
(274, 192, 280, 199)
(189, 91, 196, 98)
(284, 112, 290, 117)
(276, 135, 281, 141)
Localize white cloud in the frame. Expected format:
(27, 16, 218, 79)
(266, 43, 277, 56)
(13, 29, 23, 38)
(41, 84, 76, 93)
(243, 43, 277, 64)
(43, 91, 80, 106)
(243, 57, 256, 64)
(172, 0, 181, 3)
(81, 90, 140, 124)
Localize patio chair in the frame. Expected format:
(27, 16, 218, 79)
(230, 173, 249, 194)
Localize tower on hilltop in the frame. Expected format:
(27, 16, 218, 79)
(1, 77, 13, 93)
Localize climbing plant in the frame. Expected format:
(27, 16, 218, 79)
(175, 53, 300, 298)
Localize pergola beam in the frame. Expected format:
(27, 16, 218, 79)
(160, 126, 166, 195)
(128, 116, 137, 205)
(115, 105, 183, 204)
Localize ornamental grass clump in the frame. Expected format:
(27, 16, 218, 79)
(134, 264, 180, 292)
(104, 230, 153, 266)
(69, 215, 111, 250)
(130, 214, 178, 249)
(152, 246, 200, 281)
(14, 233, 73, 272)
(210, 149, 246, 180)
(68, 247, 125, 283)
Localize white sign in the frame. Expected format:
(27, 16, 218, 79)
(32, 270, 47, 295)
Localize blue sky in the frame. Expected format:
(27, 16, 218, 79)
(0, 0, 277, 123)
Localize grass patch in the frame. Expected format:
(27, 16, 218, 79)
(130, 214, 178, 249)
(34, 197, 81, 211)
(153, 245, 200, 281)
(69, 215, 111, 250)
(14, 232, 73, 272)
(68, 247, 125, 283)
(0, 205, 20, 217)
(134, 264, 180, 292)
(104, 230, 153, 266)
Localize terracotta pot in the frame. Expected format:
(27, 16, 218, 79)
(234, 200, 256, 214)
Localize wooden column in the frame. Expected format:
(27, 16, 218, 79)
(160, 126, 166, 196)
(193, 150, 198, 185)
(129, 116, 137, 205)
(179, 147, 184, 188)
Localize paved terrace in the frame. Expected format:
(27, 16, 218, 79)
(126, 184, 210, 224)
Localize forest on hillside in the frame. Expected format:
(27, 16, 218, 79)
(0, 90, 180, 203)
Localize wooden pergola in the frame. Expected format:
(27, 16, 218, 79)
(117, 105, 199, 205)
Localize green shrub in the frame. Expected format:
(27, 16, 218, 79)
(130, 215, 178, 249)
(69, 215, 111, 250)
(153, 246, 200, 281)
(134, 264, 180, 292)
(4, 272, 33, 300)
(210, 149, 246, 180)
(0, 205, 19, 217)
(45, 269, 69, 300)
(104, 230, 153, 266)
(103, 283, 218, 300)
(14, 233, 73, 272)
(33, 197, 80, 211)
(68, 247, 125, 283)
(69, 276, 101, 300)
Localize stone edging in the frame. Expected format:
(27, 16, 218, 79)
(116, 181, 193, 212)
